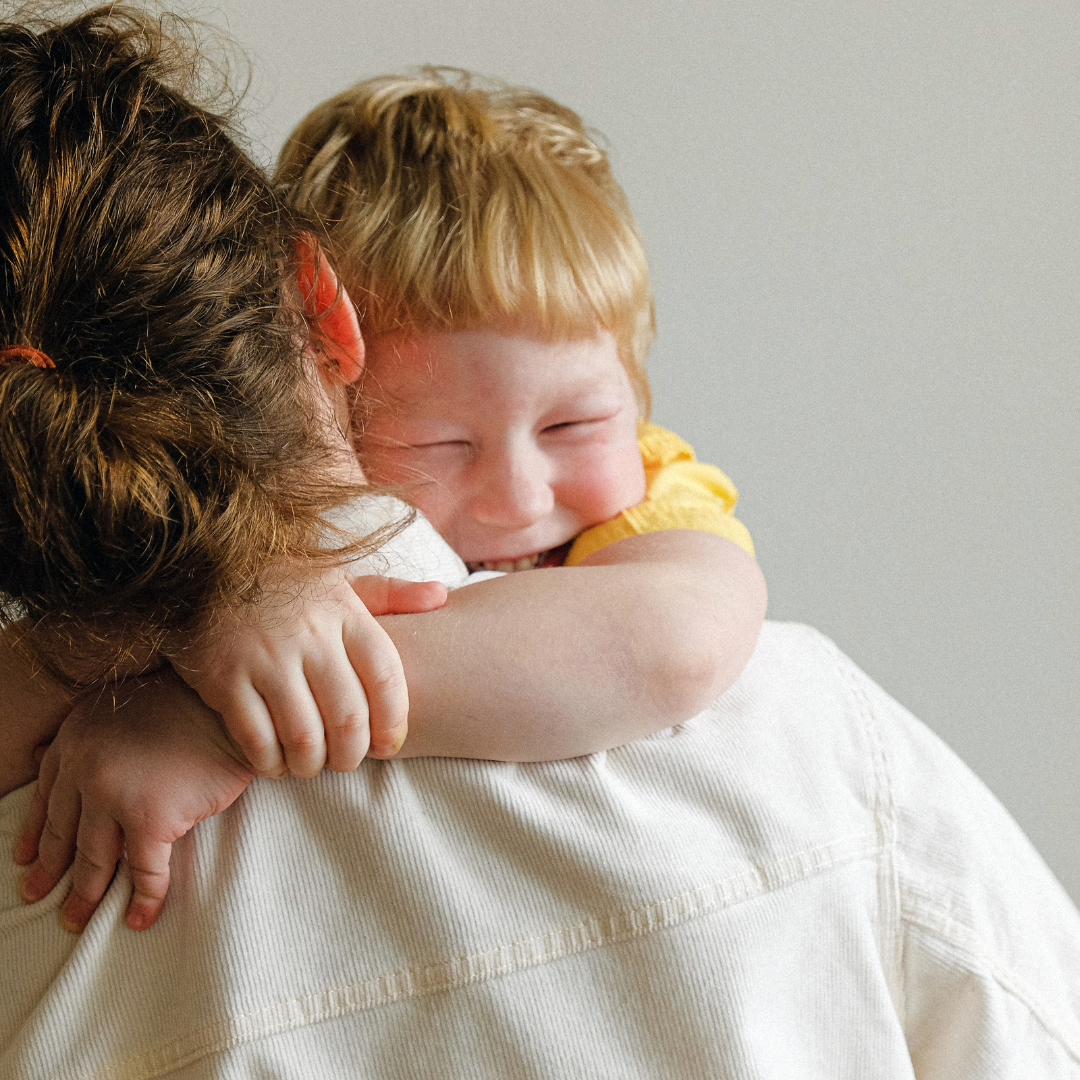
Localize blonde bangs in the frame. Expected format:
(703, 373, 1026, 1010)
(278, 69, 654, 414)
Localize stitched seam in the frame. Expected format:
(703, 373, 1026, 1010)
(817, 627, 905, 1023)
(66, 830, 882, 1080)
(903, 898, 1080, 1065)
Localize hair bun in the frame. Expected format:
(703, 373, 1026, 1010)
(0, 7, 376, 683)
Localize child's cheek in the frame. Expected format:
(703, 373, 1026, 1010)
(567, 444, 646, 525)
(405, 483, 458, 535)
(362, 447, 461, 535)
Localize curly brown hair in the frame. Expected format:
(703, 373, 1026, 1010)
(0, 6, 374, 681)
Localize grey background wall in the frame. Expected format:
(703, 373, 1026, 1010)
(211, 0, 1078, 899)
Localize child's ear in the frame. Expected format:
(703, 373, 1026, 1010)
(294, 233, 365, 384)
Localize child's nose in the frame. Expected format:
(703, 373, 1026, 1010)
(469, 448, 554, 530)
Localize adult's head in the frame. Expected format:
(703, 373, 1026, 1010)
(275, 68, 655, 418)
(0, 5, 362, 678)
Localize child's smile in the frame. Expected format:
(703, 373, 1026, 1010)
(464, 540, 574, 574)
(358, 328, 646, 567)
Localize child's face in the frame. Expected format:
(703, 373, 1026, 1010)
(359, 329, 646, 569)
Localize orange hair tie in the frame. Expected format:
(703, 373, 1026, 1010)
(0, 345, 56, 369)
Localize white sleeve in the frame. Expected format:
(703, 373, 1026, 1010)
(460, 569, 506, 585)
(325, 495, 471, 588)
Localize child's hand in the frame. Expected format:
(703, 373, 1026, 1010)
(14, 671, 254, 933)
(170, 568, 447, 779)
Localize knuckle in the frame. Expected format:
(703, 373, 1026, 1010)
(281, 728, 322, 755)
(231, 731, 283, 777)
(66, 886, 97, 908)
(41, 817, 70, 850)
(118, 798, 160, 832)
(328, 713, 369, 740)
(234, 730, 275, 761)
(366, 663, 407, 699)
(326, 717, 369, 771)
(35, 851, 68, 880)
(128, 866, 169, 898)
(73, 848, 114, 877)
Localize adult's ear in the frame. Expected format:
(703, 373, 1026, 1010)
(294, 233, 364, 384)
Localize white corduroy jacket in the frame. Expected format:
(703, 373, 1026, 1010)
(2, 501, 1078, 1079)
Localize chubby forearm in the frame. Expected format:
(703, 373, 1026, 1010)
(386, 530, 766, 761)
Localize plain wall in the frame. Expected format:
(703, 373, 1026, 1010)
(209, 0, 1079, 900)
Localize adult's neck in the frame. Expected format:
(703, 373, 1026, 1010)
(0, 643, 76, 797)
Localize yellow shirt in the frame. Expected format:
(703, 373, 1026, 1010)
(564, 422, 755, 566)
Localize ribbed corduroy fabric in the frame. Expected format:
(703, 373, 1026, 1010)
(2, 500, 1078, 1078)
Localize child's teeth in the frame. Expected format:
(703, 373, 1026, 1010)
(469, 552, 544, 573)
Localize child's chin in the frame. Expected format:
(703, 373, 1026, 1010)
(466, 540, 573, 574)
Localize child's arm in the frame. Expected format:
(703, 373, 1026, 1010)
(168, 567, 447, 779)
(388, 528, 767, 760)
(12, 531, 761, 931)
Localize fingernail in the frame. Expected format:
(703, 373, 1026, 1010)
(125, 904, 157, 932)
(373, 728, 406, 759)
(58, 909, 86, 934)
(19, 868, 50, 904)
(59, 894, 95, 934)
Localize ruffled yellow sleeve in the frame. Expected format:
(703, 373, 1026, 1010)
(564, 422, 755, 566)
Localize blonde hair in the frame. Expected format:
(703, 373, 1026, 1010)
(276, 68, 654, 416)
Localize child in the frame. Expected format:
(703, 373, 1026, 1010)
(281, 70, 755, 584)
(174, 68, 759, 771)
(13, 67, 766, 931)
(149, 67, 762, 782)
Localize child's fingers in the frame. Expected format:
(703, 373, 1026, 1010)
(256, 675, 327, 779)
(349, 576, 448, 616)
(122, 834, 174, 932)
(341, 619, 409, 759)
(19, 779, 80, 904)
(306, 657, 370, 772)
(13, 746, 59, 866)
(58, 809, 124, 934)
(220, 685, 288, 779)
(13, 791, 46, 866)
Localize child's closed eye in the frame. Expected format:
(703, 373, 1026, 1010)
(403, 440, 472, 459)
(540, 415, 618, 440)
(366, 435, 471, 458)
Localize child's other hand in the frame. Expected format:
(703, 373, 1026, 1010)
(171, 567, 447, 779)
(14, 672, 253, 933)
(348, 574, 448, 621)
